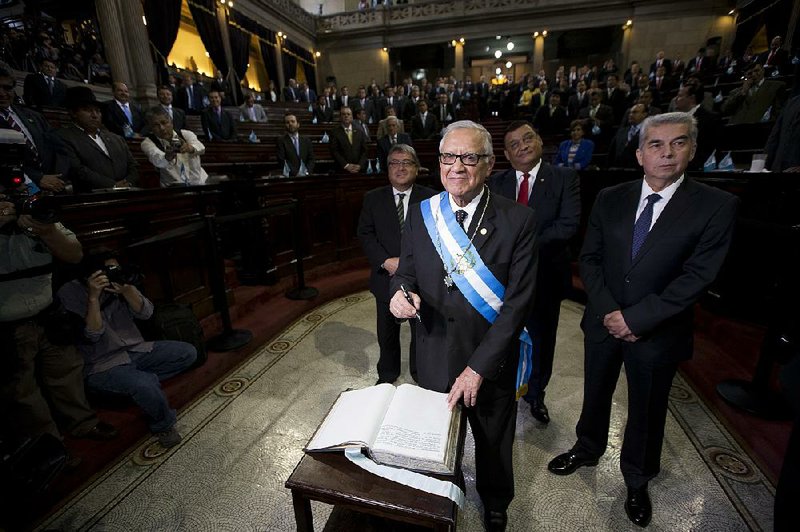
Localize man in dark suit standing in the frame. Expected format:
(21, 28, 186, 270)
(548, 112, 738, 528)
(276, 112, 315, 176)
(358, 144, 435, 384)
(376, 116, 412, 173)
(23, 59, 66, 109)
(57, 86, 139, 192)
(201, 90, 237, 141)
(568, 80, 589, 120)
(102, 82, 145, 138)
(533, 93, 569, 135)
(433, 92, 455, 127)
(329, 106, 367, 173)
(298, 82, 316, 104)
(176, 72, 205, 115)
(312, 94, 333, 123)
(489, 121, 580, 424)
(603, 74, 630, 124)
(156, 85, 186, 133)
(608, 103, 648, 169)
(390, 120, 537, 532)
(476, 75, 490, 120)
(0, 68, 67, 192)
(648, 51, 672, 78)
(410, 100, 439, 140)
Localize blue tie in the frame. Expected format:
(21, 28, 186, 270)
(122, 103, 132, 124)
(631, 193, 661, 259)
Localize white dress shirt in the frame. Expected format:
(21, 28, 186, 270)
(447, 187, 485, 231)
(635, 175, 684, 230)
(515, 160, 543, 201)
(393, 185, 413, 221)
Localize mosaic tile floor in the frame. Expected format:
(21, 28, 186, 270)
(39, 294, 774, 531)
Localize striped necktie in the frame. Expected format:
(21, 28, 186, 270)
(397, 193, 406, 231)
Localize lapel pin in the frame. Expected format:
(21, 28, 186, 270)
(480, 228, 487, 235)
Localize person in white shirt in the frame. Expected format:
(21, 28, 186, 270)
(141, 108, 207, 186)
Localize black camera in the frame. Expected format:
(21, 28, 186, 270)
(102, 264, 143, 286)
(0, 143, 58, 224)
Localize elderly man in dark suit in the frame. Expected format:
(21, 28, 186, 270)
(358, 143, 435, 384)
(201, 90, 237, 141)
(390, 121, 537, 532)
(548, 112, 738, 528)
(376, 116, 412, 173)
(57, 86, 139, 192)
(102, 82, 145, 138)
(489, 121, 580, 424)
(329, 106, 367, 173)
(0, 68, 67, 192)
(276, 112, 315, 176)
(23, 59, 66, 109)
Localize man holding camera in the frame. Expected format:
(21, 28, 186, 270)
(0, 183, 118, 450)
(141, 107, 207, 186)
(57, 250, 197, 448)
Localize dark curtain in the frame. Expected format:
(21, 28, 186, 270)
(228, 24, 250, 79)
(301, 61, 316, 93)
(144, 0, 182, 85)
(260, 41, 280, 90)
(187, 0, 228, 76)
(230, 11, 279, 89)
(732, 0, 791, 56)
(282, 48, 297, 85)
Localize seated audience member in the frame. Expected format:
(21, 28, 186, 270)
(266, 81, 278, 103)
(410, 99, 439, 140)
(141, 108, 207, 186)
(637, 90, 661, 118)
(530, 80, 550, 114)
(176, 72, 204, 114)
(57, 86, 139, 192)
(553, 120, 594, 169)
(201, 89, 237, 141)
(276, 112, 315, 176)
(674, 83, 720, 169)
(330, 106, 367, 174)
(0, 68, 67, 191)
(352, 108, 371, 140)
(23, 58, 66, 109)
(298, 82, 316, 104)
(283, 78, 300, 103)
(686, 47, 714, 76)
(722, 63, 785, 124)
(608, 103, 647, 169)
(0, 188, 118, 449)
(402, 85, 423, 120)
(377, 116, 412, 173)
(578, 89, 614, 133)
(534, 92, 569, 135)
(102, 82, 145, 138)
(89, 54, 113, 85)
(57, 250, 196, 448)
(759, 35, 788, 74)
(376, 106, 405, 139)
(312, 94, 333, 123)
(603, 74, 629, 124)
(382, 86, 402, 117)
(155, 85, 186, 133)
(567, 80, 589, 119)
(238, 93, 267, 123)
(766, 94, 800, 172)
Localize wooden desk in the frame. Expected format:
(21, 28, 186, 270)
(285, 410, 467, 532)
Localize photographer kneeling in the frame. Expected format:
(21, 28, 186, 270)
(57, 250, 196, 448)
(141, 107, 207, 187)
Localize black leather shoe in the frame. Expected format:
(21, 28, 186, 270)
(530, 399, 550, 424)
(547, 450, 599, 475)
(625, 485, 652, 528)
(483, 509, 508, 532)
(75, 421, 119, 441)
(375, 378, 395, 386)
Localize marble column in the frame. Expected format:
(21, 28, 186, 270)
(94, 0, 132, 88)
(532, 35, 544, 73)
(454, 42, 464, 81)
(275, 36, 286, 92)
(118, 0, 157, 105)
(621, 25, 633, 72)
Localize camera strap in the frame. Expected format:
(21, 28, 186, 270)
(0, 263, 53, 283)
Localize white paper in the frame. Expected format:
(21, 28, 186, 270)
(306, 384, 395, 450)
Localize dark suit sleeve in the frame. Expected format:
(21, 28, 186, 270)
(356, 135, 368, 171)
(469, 209, 538, 379)
(304, 137, 315, 174)
(622, 195, 739, 336)
(357, 193, 392, 271)
(539, 167, 581, 245)
(200, 112, 210, 137)
(330, 131, 348, 169)
(765, 104, 785, 168)
(122, 140, 140, 185)
(58, 135, 114, 190)
(391, 204, 421, 297)
(276, 136, 288, 172)
(579, 188, 622, 317)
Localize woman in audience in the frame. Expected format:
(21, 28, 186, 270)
(554, 119, 594, 170)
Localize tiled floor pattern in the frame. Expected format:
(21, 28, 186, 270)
(39, 294, 773, 531)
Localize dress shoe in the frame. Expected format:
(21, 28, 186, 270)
(529, 399, 550, 424)
(625, 485, 652, 527)
(375, 378, 395, 386)
(75, 421, 119, 441)
(547, 450, 599, 475)
(483, 509, 508, 532)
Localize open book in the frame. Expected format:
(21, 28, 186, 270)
(305, 383, 462, 475)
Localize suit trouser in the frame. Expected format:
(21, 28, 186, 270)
(574, 336, 678, 489)
(3, 321, 97, 440)
(467, 382, 518, 511)
(523, 281, 563, 403)
(375, 299, 416, 382)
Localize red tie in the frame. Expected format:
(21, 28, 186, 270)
(517, 173, 530, 204)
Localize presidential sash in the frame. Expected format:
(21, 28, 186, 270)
(420, 191, 533, 399)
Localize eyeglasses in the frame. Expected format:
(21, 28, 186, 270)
(388, 160, 416, 168)
(439, 153, 491, 166)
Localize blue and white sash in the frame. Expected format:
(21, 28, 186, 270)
(420, 191, 533, 399)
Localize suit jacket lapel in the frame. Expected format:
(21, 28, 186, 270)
(529, 163, 552, 209)
(498, 169, 516, 200)
(385, 186, 401, 231)
(471, 190, 495, 254)
(78, 127, 111, 158)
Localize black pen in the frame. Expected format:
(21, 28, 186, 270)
(400, 284, 422, 323)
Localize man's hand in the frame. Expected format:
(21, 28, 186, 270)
(39, 174, 66, 192)
(389, 289, 420, 319)
(382, 257, 399, 275)
(87, 270, 110, 300)
(446, 367, 483, 410)
(344, 163, 360, 173)
(179, 143, 196, 154)
(17, 214, 56, 238)
(603, 310, 634, 339)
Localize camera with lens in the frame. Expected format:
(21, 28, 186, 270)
(0, 139, 58, 224)
(102, 264, 143, 286)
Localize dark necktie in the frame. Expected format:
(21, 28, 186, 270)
(397, 193, 406, 231)
(517, 173, 530, 204)
(631, 193, 662, 258)
(293, 135, 300, 155)
(455, 209, 467, 231)
(188, 85, 194, 109)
